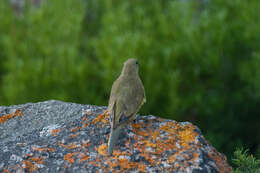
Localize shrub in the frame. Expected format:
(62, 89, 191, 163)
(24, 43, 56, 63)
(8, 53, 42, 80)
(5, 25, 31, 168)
(232, 148, 260, 173)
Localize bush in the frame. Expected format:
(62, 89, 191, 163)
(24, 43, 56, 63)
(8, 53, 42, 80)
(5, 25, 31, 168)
(0, 0, 88, 103)
(0, 0, 260, 159)
(232, 148, 260, 173)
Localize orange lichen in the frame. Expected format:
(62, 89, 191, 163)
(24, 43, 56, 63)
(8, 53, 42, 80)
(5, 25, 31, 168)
(106, 159, 118, 169)
(64, 152, 78, 164)
(117, 158, 136, 171)
(208, 150, 232, 173)
(58, 142, 78, 149)
(70, 134, 79, 138)
(168, 154, 177, 163)
(150, 129, 160, 142)
(153, 141, 164, 154)
(22, 160, 38, 171)
(70, 127, 78, 133)
(47, 148, 56, 152)
(140, 152, 156, 165)
(178, 125, 196, 144)
(82, 111, 110, 129)
(31, 147, 46, 153)
(105, 153, 151, 173)
(30, 157, 44, 164)
(107, 156, 138, 172)
(111, 150, 125, 157)
(21, 156, 45, 173)
(103, 110, 110, 120)
(81, 141, 90, 149)
(137, 163, 147, 172)
(82, 116, 88, 122)
(93, 114, 105, 124)
(159, 123, 176, 134)
(91, 112, 110, 126)
(22, 156, 44, 172)
(191, 152, 199, 162)
(103, 110, 108, 115)
(101, 118, 109, 125)
(31, 146, 55, 153)
(164, 137, 177, 147)
(78, 154, 90, 163)
(130, 121, 204, 168)
(132, 123, 142, 129)
(142, 140, 156, 148)
(136, 130, 150, 137)
(97, 144, 108, 156)
(51, 129, 62, 136)
(0, 109, 23, 124)
(82, 122, 89, 128)
(3, 169, 11, 173)
(131, 122, 151, 138)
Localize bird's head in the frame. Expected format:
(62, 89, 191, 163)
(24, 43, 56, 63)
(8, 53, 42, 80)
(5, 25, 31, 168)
(121, 58, 139, 76)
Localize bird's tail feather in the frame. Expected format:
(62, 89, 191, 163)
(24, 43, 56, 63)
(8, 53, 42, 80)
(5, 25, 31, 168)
(108, 127, 122, 155)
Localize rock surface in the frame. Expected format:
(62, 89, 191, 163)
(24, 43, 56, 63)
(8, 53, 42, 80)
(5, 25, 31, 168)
(0, 100, 231, 172)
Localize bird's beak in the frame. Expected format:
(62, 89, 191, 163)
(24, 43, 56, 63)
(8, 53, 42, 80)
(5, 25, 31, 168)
(108, 126, 122, 155)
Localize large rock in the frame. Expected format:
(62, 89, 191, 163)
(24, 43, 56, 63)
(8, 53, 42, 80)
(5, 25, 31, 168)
(0, 100, 231, 172)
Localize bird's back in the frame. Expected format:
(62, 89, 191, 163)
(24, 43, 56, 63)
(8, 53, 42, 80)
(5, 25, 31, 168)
(108, 74, 145, 126)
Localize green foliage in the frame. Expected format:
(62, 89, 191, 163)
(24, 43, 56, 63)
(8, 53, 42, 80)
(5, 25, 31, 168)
(0, 0, 89, 103)
(0, 0, 260, 160)
(232, 148, 260, 173)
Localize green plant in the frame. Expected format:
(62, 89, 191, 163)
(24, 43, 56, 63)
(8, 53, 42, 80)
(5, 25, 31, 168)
(232, 148, 260, 173)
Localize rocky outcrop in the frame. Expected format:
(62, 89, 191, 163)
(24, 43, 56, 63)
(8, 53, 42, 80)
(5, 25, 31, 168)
(0, 100, 231, 172)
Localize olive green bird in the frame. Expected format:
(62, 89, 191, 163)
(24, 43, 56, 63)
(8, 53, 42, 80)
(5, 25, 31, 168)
(107, 58, 146, 155)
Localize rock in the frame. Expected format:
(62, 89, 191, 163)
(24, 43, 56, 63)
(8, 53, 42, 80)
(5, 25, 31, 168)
(0, 100, 231, 172)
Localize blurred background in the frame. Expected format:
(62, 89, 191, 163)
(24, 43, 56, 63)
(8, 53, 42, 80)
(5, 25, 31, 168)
(0, 0, 260, 164)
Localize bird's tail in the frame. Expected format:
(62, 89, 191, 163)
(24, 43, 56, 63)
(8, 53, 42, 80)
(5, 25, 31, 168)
(108, 126, 122, 155)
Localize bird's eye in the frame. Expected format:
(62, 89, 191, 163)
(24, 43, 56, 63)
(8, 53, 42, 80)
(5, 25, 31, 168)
(136, 61, 138, 65)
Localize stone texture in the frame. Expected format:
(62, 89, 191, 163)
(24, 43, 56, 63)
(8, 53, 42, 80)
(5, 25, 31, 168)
(0, 100, 231, 172)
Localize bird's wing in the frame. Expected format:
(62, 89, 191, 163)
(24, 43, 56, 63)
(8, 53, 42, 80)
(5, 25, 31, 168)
(108, 77, 125, 127)
(116, 77, 145, 125)
(108, 76, 145, 128)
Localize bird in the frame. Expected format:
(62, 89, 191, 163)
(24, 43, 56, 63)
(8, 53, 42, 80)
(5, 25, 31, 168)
(107, 58, 146, 155)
